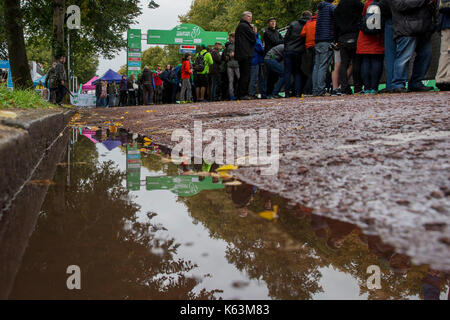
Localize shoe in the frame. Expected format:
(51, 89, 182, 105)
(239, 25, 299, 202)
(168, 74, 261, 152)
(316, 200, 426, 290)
(230, 96, 237, 101)
(370, 90, 378, 94)
(240, 96, 250, 100)
(391, 87, 407, 94)
(436, 83, 450, 91)
(331, 89, 342, 96)
(378, 88, 391, 94)
(408, 85, 434, 92)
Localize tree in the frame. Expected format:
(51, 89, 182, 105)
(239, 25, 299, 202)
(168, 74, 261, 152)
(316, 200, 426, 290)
(3, 0, 33, 89)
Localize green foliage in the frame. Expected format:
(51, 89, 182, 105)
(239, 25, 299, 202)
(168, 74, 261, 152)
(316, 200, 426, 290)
(0, 84, 55, 109)
(180, 0, 322, 33)
(141, 45, 183, 72)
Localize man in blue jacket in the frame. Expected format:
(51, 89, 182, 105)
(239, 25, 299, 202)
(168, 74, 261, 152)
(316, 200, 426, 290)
(250, 25, 266, 99)
(312, 0, 336, 96)
(436, 0, 450, 91)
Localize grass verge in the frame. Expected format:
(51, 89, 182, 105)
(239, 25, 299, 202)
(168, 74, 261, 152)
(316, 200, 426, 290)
(0, 84, 55, 109)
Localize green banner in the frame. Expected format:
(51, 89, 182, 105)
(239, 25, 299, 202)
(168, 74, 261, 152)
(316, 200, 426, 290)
(146, 175, 224, 197)
(126, 145, 141, 191)
(147, 24, 228, 46)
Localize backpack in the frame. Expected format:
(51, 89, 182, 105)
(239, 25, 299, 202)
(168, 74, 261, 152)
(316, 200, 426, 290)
(48, 68, 58, 89)
(360, 3, 383, 35)
(193, 51, 206, 73)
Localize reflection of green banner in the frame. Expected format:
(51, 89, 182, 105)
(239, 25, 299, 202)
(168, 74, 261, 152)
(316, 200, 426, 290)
(146, 175, 224, 197)
(126, 145, 141, 191)
(147, 24, 228, 46)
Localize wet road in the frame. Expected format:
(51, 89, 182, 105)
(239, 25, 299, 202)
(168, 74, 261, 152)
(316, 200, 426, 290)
(7, 128, 450, 299)
(79, 92, 450, 271)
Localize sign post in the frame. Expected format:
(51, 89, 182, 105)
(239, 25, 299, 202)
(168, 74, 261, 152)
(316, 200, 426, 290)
(127, 29, 142, 78)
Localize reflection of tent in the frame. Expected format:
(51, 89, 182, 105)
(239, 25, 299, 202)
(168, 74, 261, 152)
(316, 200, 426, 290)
(102, 139, 122, 151)
(82, 76, 98, 91)
(92, 69, 123, 84)
(33, 74, 47, 87)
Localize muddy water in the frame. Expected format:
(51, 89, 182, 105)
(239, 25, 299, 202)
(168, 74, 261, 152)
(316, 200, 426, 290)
(8, 128, 449, 300)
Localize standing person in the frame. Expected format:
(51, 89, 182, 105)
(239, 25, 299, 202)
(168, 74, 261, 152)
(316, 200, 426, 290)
(161, 65, 173, 104)
(250, 25, 266, 99)
(390, 0, 437, 93)
(127, 74, 137, 106)
(284, 11, 311, 98)
(264, 44, 285, 98)
(45, 61, 58, 104)
(180, 53, 193, 103)
(142, 66, 154, 105)
(100, 80, 108, 107)
(224, 33, 240, 100)
(235, 11, 256, 100)
(137, 73, 144, 105)
(334, 0, 364, 95)
(436, 0, 450, 91)
(107, 81, 116, 107)
(312, 0, 336, 96)
(153, 67, 163, 105)
(378, 0, 395, 93)
(95, 78, 102, 107)
(210, 42, 223, 101)
(300, 13, 318, 95)
(263, 17, 284, 95)
(55, 55, 67, 106)
(193, 45, 213, 102)
(357, 0, 385, 94)
(119, 75, 128, 107)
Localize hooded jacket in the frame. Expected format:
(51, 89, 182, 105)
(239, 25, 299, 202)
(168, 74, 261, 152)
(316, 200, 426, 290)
(284, 17, 309, 53)
(301, 15, 317, 49)
(235, 19, 256, 61)
(252, 34, 265, 66)
(334, 0, 364, 44)
(390, 0, 437, 39)
(315, 1, 336, 43)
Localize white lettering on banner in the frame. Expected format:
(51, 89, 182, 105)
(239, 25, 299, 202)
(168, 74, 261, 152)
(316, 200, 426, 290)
(128, 67, 141, 71)
(70, 93, 96, 107)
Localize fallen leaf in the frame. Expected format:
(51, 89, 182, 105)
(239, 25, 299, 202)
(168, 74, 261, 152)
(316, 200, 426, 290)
(27, 179, 56, 186)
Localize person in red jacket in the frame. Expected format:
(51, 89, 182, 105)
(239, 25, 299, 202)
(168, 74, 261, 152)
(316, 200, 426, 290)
(356, 0, 385, 94)
(180, 53, 193, 103)
(300, 14, 317, 94)
(153, 66, 163, 104)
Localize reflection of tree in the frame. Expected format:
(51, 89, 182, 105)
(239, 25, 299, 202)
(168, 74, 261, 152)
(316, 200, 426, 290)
(180, 190, 324, 300)
(10, 136, 221, 300)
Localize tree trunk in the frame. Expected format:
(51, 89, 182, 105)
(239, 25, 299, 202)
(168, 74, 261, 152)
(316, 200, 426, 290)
(52, 0, 65, 59)
(3, 0, 33, 89)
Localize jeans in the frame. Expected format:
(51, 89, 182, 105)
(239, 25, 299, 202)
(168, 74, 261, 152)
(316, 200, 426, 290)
(107, 94, 115, 107)
(284, 51, 302, 97)
(264, 59, 284, 96)
(128, 90, 136, 106)
(384, 19, 396, 90)
(227, 66, 240, 98)
(56, 85, 66, 104)
(312, 42, 333, 95)
(210, 73, 221, 101)
(49, 88, 56, 104)
(143, 83, 154, 105)
(250, 63, 265, 97)
(238, 58, 252, 98)
(392, 36, 432, 90)
(436, 29, 450, 84)
(119, 90, 127, 106)
(361, 54, 384, 91)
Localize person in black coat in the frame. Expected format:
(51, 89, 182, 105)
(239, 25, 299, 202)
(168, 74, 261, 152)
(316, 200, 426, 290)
(334, 0, 364, 94)
(263, 17, 284, 95)
(235, 11, 256, 100)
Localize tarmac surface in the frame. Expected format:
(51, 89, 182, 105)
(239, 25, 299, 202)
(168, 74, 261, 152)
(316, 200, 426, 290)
(80, 92, 450, 271)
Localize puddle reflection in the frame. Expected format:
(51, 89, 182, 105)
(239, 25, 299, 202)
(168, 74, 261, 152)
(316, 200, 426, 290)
(9, 127, 449, 300)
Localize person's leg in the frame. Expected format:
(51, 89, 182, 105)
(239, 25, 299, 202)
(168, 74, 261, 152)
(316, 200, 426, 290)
(339, 46, 351, 93)
(270, 60, 285, 96)
(293, 53, 302, 96)
(392, 36, 417, 90)
(200, 86, 206, 101)
(353, 54, 363, 93)
(436, 29, 450, 86)
(384, 19, 396, 91)
(258, 63, 266, 97)
(361, 55, 370, 92)
(409, 36, 432, 89)
(284, 51, 294, 97)
(227, 67, 235, 99)
(315, 42, 333, 96)
(180, 79, 186, 101)
(238, 58, 251, 98)
(371, 55, 384, 91)
(249, 65, 258, 97)
(332, 50, 341, 92)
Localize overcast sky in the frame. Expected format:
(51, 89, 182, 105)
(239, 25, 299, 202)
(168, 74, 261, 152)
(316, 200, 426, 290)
(97, 0, 192, 76)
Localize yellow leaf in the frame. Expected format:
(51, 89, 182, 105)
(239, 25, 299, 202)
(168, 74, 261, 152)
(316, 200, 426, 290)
(258, 205, 279, 221)
(217, 164, 238, 171)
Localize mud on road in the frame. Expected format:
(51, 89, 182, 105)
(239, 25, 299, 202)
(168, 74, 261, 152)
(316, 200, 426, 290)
(80, 92, 450, 271)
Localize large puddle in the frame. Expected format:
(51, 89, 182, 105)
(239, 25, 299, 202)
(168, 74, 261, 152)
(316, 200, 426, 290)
(7, 126, 449, 300)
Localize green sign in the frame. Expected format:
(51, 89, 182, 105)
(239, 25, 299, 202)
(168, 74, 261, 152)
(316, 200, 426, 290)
(126, 145, 141, 191)
(127, 29, 142, 77)
(146, 175, 224, 197)
(147, 24, 228, 46)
